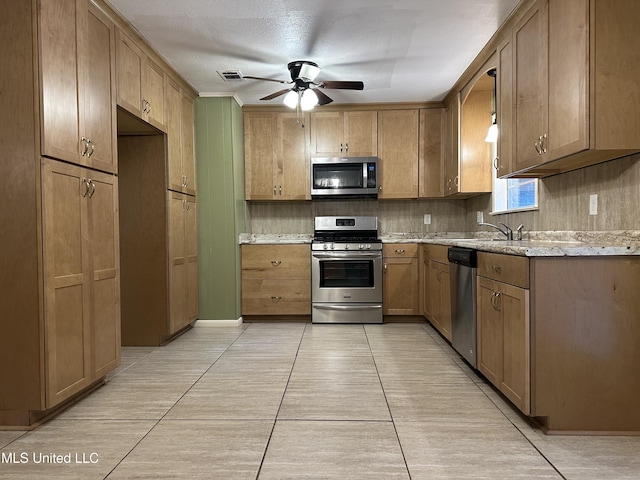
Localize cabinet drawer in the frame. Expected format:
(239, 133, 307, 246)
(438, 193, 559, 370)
(383, 243, 418, 258)
(477, 252, 529, 288)
(241, 278, 311, 315)
(241, 244, 310, 279)
(423, 244, 449, 263)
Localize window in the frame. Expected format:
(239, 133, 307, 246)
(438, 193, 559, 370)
(490, 143, 539, 213)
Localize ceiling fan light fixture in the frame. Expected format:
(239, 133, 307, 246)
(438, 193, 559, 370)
(283, 90, 299, 109)
(300, 88, 319, 110)
(298, 63, 321, 82)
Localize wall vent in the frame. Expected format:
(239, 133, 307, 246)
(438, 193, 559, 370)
(218, 70, 244, 82)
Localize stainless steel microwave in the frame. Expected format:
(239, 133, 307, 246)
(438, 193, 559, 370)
(310, 157, 379, 198)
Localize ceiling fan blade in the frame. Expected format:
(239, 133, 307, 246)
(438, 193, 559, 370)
(312, 88, 333, 106)
(260, 88, 291, 101)
(320, 80, 364, 90)
(243, 75, 290, 84)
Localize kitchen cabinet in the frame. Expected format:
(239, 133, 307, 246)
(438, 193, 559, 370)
(42, 159, 121, 406)
(40, 0, 117, 174)
(166, 78, 196, 195)
(419, 108, 445, 198)
(310, 110, 377, 157)
(118, 134, 198, 345)
(383, 244, 419, 315)
(116, 29, 166, 131)
(421, 245, 452, 341)
(0, 0, 122, 429)
(498, 0, 640, 178)
(244, 111, 310, 200)
(443, 94, 460, 196)
(169, 192, 199, 333)
(241, 244, 311, 315)
(476, 251, 530, 414)
(377, 109, 419, 199)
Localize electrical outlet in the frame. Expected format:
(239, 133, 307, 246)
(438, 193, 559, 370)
(589, 194, 598, 215)
(423, 214, 432, 225)
(477, 211, 484, 224)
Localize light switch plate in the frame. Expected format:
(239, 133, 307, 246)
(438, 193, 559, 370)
(423, 214, 431, 225)
(477, 211, 484, 224)
(589, 194, 598, 215)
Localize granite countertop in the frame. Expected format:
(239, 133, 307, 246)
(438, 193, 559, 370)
(239, 231, 640, 257)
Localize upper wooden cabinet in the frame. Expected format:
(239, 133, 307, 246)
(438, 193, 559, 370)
(443, 94, 461, 196)
(244, 111, 310, 200)
(377, 109, 419, 199)
(419, 108, 445, 198)
(39, 0, 117, 174)
(116, 29, 166, 130)
(498, 0, 640, 178)
(166, 79, 196, 195)
(310, 111, 377, 157)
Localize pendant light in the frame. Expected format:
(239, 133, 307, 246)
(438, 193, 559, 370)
(484, 68, 498, 143)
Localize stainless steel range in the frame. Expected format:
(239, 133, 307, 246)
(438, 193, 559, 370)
(311, 216, 383, 324)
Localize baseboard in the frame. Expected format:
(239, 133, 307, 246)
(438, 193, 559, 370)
(194, 318, 243, 327)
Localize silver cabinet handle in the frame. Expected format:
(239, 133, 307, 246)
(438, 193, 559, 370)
(494, 157, 499, 171)
(87, 139, 94, 158)
(394, 249, 406, 254)
(340, 143, 343, 152)
(541, 133, 547, 153)
(81, 178, 89, 197)
(345, 142, 349, 153)
(490, 291, 501, 311)
(491, 265, 502, 274)
(81, 137, 89, 157)
(270, 260, 282, 267)
(270, 296, 282, 303)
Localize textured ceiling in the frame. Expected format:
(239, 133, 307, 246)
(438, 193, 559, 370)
(107, 0, 521, 105)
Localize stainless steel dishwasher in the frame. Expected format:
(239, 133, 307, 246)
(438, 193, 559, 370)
(448, 247, 478, 367)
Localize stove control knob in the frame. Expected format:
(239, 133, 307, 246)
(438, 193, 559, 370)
(344, 244, 350, 250)
(330, 243, 335, 250)
(323, 244, 328, 250)
(366, 244, 371, 250)
(358, 244, 364, 250)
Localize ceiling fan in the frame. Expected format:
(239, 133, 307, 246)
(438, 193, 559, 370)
(243, 60, 364, 110)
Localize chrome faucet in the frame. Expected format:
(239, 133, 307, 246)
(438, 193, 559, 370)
(478, 222, 513, 240)
(515, 224, 524, 241)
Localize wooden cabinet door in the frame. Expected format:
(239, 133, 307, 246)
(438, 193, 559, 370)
(181, 94, 196, 195)
(166, 79, 183, 192)
(443, 95, 460, 195)
(84, 4, 117, 174)
(419, 108, 445, 198)
(477, 276, 502, 386)
(87, 170, 120, 378)
(310, 111, 343, 156)
(168, 192, 187, 334)
(244, 112, 276, 200)
(383, 256, 419, 315)
(420, 248, 432, 318)
(513, 0, 547, 172)
(142, 57, 165, 129)
(496, 33, 514, 177)
(429, 260, 451, 341)
(498, 282, 530, 414)
(42, 159, 91, 407)
(116, 30, 143, 118)
(545, 0, 588, 161)
(39, 0, 84, 164)
(185, 195, 199, 322)
(276, 112, 309, 200)
(378, 109, 419, 199)
(343, 111, 377, 156)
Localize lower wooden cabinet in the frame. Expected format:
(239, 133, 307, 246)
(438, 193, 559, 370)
(241, 244, 311, 315)
(383, 244, 419, 315)
(477, 252, 530, 415)
(420, 245, 452, 340)
(169, 192, 199, 333)
(41, 158, 121, 410)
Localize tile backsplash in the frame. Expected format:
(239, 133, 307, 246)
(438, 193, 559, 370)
(246, 153, 640, 236)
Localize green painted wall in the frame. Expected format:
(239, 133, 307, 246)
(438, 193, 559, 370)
(195, 96, 245, 320)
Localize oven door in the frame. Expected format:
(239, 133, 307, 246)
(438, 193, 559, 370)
(311, 251, 382, 303)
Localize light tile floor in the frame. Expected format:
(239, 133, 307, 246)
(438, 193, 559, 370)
(2, 322, 640, 479)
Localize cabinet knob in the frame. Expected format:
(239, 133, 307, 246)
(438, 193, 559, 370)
(270, 260, 282, 267)
(270, 296, 282, 303)
(395, 249, 405, 254)
(491, 265, 502, 274)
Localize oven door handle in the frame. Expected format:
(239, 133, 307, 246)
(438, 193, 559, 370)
(313, 304, 383, 311)
(312, 252, 381, 259)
